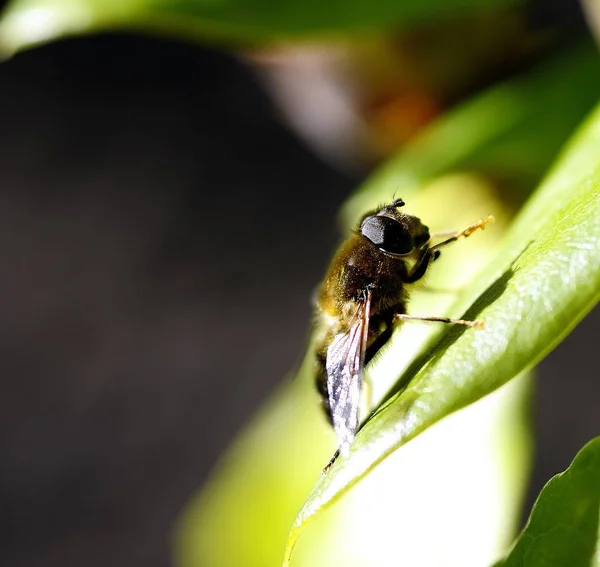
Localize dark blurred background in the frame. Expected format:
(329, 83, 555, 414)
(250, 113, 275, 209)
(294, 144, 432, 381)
(0, 1, 598, 566)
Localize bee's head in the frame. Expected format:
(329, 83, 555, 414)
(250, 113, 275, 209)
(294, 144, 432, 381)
(359, 198, 430, 257)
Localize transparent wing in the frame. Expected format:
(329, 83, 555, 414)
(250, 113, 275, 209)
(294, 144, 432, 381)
(326, 291, 371, 456)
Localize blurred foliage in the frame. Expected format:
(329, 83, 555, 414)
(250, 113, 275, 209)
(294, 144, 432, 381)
(344, 44, 600, 222)
(0, 0, 524, 54)
(342, 11, 547, 156)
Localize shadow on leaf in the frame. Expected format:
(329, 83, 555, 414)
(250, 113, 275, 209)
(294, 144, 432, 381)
(368, 264, 515, 424)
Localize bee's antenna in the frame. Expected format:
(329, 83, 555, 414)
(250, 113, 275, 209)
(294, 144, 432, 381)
(384, 197, 405, 212)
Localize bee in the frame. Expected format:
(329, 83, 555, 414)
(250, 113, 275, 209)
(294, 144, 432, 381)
(314, 198, 493, 461)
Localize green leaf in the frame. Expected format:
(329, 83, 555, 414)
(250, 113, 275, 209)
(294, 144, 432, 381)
(0, 0, 522, 56)
(497, 436, 600, 567)
(284, 82, 600, 564)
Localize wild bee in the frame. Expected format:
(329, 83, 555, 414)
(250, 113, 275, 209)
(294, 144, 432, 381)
(314, 198, 493, 460)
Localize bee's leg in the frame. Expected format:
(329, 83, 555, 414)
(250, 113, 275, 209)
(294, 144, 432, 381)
(365, 308, 398, 364)
(362, 307, 401, 411)
(394, 312, 484, 328)
(406, 215, 493, 284)
(429, 215, 494, 252)
(405, 249, 437, 284)
(322, 448, 340, 475)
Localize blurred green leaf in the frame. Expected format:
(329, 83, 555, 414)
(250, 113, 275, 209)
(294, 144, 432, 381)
(343, 44, 600, 224)
(0, 0, 523, 55)
(285, 83, 600, 565)
(496, 437, 600, 567)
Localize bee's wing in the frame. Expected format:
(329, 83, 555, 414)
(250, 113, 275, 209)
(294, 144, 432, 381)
(326, 291, 371, 456)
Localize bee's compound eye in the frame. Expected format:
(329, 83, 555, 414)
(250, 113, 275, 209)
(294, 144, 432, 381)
(360, 215, 414, 256)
